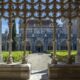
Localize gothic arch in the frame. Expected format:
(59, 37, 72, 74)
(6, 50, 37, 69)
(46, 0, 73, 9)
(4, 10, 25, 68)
(60, 40, 67, 50)
(35, 40, 44, 52)
(48, 41, 53, 50)
(26, 41, 31, 51)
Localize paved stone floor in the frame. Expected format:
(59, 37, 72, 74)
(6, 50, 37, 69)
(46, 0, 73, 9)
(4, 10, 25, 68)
(27, 53, 51, 80)
(30, 70, 48, 80)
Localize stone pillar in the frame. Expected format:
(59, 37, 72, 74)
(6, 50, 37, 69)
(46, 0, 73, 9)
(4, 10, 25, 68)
(7, 22, 13, 64)
(5, 31, 8, 51)
(0, 18, 3, 62)
(22, 23, 28, 64)
(67, 22, 72, 64)
(75, 18, 80, 63)
(51, 23, 57, 64)
(7, 0, 15, 64)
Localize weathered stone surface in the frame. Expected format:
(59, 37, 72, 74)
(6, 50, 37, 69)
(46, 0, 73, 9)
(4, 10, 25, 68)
(48, 64, 80, 80)
(0, 63, 31, 80)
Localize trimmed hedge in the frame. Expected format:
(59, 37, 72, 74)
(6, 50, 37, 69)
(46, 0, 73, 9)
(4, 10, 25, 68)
(48, 50, 77, 62)
(2, 51, 32, 62)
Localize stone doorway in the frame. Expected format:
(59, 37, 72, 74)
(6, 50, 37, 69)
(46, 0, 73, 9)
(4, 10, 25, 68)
(26, 42, 31, 51)
(35, 40, 43, 52)
(36, 45, 43, 52)
(48, 42, 53, 50)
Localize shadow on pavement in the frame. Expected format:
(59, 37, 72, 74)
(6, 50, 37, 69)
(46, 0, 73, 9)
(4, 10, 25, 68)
(40, 72, 48, 80)
(31, 69, 47, 74)
(31, 69, 48, 80)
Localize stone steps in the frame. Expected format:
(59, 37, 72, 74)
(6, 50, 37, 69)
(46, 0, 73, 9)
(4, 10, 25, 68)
(30, 70, 48, 80)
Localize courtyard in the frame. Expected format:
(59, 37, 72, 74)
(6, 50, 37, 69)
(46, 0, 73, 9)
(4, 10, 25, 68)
(0, 0, 80, 80)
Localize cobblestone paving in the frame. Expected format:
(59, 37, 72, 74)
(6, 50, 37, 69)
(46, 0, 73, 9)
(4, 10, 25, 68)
(27, 53, 51, 80)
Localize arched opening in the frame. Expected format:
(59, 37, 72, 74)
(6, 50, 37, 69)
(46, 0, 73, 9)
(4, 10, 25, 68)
(48, 42, 53, 50)
(61, 43, 67, 50)
(35, 40, 43, 52)
(26, 42, 31, 51)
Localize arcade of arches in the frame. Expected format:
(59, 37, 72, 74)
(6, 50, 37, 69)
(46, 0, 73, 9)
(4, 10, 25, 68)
(26, 40, 53, 53)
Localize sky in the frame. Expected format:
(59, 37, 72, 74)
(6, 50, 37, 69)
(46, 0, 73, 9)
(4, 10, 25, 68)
(2, 18, 19, 34)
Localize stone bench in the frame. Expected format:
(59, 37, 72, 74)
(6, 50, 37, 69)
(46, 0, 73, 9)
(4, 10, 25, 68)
(48, 63, 80, 80)
(0, 63, 31, 80)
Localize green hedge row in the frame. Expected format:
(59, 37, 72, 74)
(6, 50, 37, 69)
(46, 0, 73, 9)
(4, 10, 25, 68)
(47, 50, 77, 62)
(2, 51, 32, 62)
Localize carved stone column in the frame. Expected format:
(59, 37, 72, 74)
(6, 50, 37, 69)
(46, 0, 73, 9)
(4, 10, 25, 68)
(22, 23, 28, 64)
(7, 22, 13, 64)
(7, 0, 13, 64)
(75, 18, 80, 63)
(67, 22, 72, 64)
(0, 18, 3, 62)
(22, 0, 28, 64)
(51, 23, 57, 64)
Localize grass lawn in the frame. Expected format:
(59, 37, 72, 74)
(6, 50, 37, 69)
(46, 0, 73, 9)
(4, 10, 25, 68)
(2, 50, 77, 62)
(48, 50, 77, 62)
(48, 50, 77, 56)
(2, 51, 31, 62)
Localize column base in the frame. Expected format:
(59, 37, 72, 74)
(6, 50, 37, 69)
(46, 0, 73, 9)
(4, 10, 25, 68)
(22, 55, 28, 64)
(7, 55, 13, 64)
(51, 57, 57, 64)
(67, 56, 73, 64)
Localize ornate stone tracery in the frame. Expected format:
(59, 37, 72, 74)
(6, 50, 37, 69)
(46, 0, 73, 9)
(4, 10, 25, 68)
(0, 0, 79, 19)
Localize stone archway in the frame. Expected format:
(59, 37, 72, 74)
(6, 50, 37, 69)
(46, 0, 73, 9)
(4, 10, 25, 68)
(26, 41, 31, 51)
(48, 42, 53, 50)
(35, 40, 43, 52)
(61, 41, 67, 50)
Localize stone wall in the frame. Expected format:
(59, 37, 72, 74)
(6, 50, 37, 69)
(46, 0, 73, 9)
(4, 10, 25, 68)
(0, 63, 31, 80)
(48, 64, 80, 80)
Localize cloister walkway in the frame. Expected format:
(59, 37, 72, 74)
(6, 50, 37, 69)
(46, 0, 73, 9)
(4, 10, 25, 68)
(27, 53, 51, 80)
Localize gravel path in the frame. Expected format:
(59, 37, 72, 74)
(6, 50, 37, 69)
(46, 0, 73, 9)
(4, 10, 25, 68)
(27, 53, 51, 70)
(27, 53, 51, 80)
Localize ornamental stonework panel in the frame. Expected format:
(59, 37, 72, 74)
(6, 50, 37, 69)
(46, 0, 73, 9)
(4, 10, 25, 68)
(0, 0, 80, 20)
